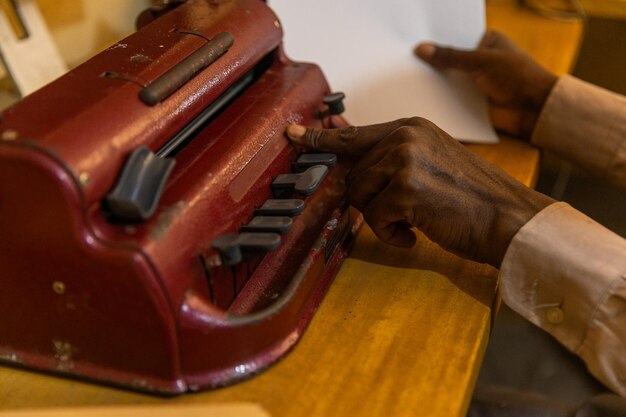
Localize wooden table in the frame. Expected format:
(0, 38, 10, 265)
(0, 1, 583, 416)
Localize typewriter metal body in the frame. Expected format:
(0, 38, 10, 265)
(0, 0, 358, 393)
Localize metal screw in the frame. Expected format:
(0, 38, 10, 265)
(52, 281, 66, 295)
(78, 172, 92, 186)
(203, 254, 222, 268)
(274, 20, 281, 28)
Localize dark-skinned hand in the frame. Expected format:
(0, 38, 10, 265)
(415, 31, 557, 139)
(287, 118, 554, 268)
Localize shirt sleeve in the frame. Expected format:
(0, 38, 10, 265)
(531, 75, 626, 189)
(500, 202, 626, 397)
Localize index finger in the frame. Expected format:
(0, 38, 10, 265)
(286, 118, 417, 156)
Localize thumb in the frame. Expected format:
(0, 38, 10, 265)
(415, 42, 486, 72)
(286, 119, 415, 156)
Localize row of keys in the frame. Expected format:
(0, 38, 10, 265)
(104, 93, 344, 223)
(211, 153, 336, 266)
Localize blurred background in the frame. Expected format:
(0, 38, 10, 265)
(0, 0, 150, 108)
(10, 0, 150, 67)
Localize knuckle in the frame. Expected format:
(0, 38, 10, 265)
(389, 126, 417, 145)
(392, 168, 416, 191)
(402, 116, 429, 128)
(416, 118, 445, 136)
(389, 141, 418, 165)
(395, 169, 415, 189)
(304, 128, 326, 149)
(398, 117, 441, 135)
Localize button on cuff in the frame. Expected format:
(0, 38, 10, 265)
(546, 306, 565, 324)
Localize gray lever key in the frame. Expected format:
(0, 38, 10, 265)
(255, 199, 304, 216)
(212, 233, 281, 266)
(272, 165, 328, 196)
(292, 153, 337, 171)
(241, 216, 293, 233)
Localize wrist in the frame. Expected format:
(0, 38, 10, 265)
(537, 75, 557, 110)
(490, 187, 555, 267)
(520, 73, 557, 138)
(527, 72, 558, 114)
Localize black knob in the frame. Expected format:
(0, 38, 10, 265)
(323, 92, 346, 115)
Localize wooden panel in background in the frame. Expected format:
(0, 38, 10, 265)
(580, 0, 626, 18)
(0, 0, 66, 96)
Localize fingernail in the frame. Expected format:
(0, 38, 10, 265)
(287, 124, 306, 140)
(416, 43, 436, 59)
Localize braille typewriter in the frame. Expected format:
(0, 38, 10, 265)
(0, 0, 359, 393)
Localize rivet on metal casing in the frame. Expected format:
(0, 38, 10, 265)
(1, 130, 18, 141)
(52, 281, 66, 295)
(79, 172, 92, 186)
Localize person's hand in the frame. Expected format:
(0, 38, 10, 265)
(415, 31, 557, 139)
(287, 118, 554, 267)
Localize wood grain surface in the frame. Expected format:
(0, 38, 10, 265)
(0, 404, 269, 417)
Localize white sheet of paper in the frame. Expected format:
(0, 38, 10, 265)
(268, 0, 498, 144)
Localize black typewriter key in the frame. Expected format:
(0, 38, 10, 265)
(292, 153, 337, 171)
(271, 164, 328, 197)
(255, 199, 304, 216)
(322, 92, 346, 115)
(212, 233, 281, 266)
(241, 216, 293, 234)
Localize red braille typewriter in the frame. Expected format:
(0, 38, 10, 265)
(0, 0, 358, 393)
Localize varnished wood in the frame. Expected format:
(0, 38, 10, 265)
(522, 0, 626, 18)
(580, 0, 626, 18)
(0, 404, 269, 417)
(487, 0, 583, 75)
(0, 2, 583, 416)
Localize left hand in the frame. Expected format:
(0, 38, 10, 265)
(415, 31, 557, 140)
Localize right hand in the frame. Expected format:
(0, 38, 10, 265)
(415, 31, 557, 139)
(287, 118, 554, 267)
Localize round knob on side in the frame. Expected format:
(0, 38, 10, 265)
(322, 92, 346, 115)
